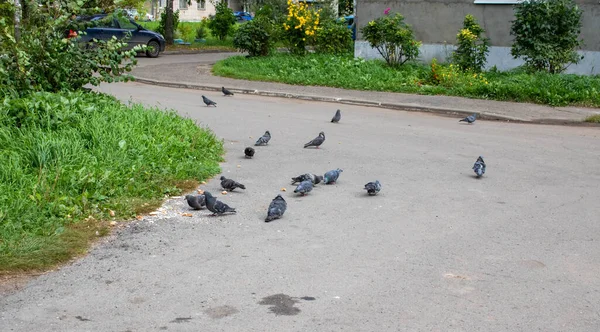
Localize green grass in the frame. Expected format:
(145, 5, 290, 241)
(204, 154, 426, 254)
(212, 53, 600, 107)
(0, 91, 224, 273)
(585, 114, 600, 123)
(138, 21, 235, 50)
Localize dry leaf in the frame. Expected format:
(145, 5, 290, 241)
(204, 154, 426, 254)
(237, 165, 241, 168)
(109, 210, 115, 217)
(201, 181, 207, 185)
(281, 187, 287, 192)
(221, 191, 228, 195)
(149, 211, 158, 216)
(136, 215, 143, 220)
(181, 213, 193, 217)
(197, 189, 205, 194)
(109, 221, 118, 227)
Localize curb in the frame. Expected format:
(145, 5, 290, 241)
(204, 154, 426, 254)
(131, 77, 588, 125)
(162, 49, 236, 55)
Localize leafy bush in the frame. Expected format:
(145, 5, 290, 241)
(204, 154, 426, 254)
(233, 18, 274, 57)
(0, 91, 224, 271)
(282, 0, 320, 55)
(360, 10, 421, 67)
(196, 25, 208, 40)
(428, 59, 489, 87)
(208, 0, 236, 40)
(452, 15, 489, 72)
(314, 20, 353, 55)
(158, 9, 180, 36)
(510, 0, 583, 73)
(177, 22, 196, 42)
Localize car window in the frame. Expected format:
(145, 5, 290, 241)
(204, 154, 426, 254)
(91, 16, 116, 28)
(116, 16, 138, 30)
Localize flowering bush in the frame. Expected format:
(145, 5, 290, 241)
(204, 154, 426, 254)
(428, 59, 489, 88)
(451, 15, 489, 72)
(360, 11, 421, 67)
(282, 0, 321, 55)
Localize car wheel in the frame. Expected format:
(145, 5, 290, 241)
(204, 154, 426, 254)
(146, 40, 160, 58)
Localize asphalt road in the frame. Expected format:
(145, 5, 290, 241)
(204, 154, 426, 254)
(1, 82, 599, 332)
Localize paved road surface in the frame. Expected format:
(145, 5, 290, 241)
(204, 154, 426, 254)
(1, 82, 599, 331)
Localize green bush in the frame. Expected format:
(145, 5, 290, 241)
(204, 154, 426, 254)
(314, 20, 353, 55)
(158, 9, 180, 36)
(452, 14, 489, 72)
(0, 91, 224, 271)
(510, 0, 583, 73)
(177, 22, 196, 42)
(208, 1, 236, 40)
(196, 25, 208, 40)
(360, 11, 421, 67)
(233, 18, 274, 57)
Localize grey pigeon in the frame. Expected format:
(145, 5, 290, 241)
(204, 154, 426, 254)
(185, 194, 206, 210)
(265, 194, 287, 222)
(202, 95, 217, 107)
(204, 191, 236, 215)
(459, 113, 477, 124)
(291, 173, 323, 185)
(331, 109, 341, 123)
(222, 86, 234, 96)
(293, 180, 313, 196)
(304, 131, 325, 149)
(472, 156, 486, 178)
(255, 131, 271, 146)
(323, 168, 343, 184)
(364, 180, 382, 196)
(244, 147, 255, 158)
(220, 176, 246, 191)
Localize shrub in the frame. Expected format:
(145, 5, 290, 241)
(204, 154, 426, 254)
(158, 9, 180, 36)
(360, 10, 421, 67)
(314, 20, 353, 55)
(451, 15, 489, 72)
(510, 0, 583, 73)
(282, 0, 321, 55)
(196, 25, 208, 40)
(233, 18, 274, 57)
(177, 22, 195, 42)
(428, 58, 489, 87)
(207, 0, 236, 40)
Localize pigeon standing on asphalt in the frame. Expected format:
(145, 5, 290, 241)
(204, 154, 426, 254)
(459, 113, 477, 124)
(222, 87, 234, 96)
(204, 191, 236, 215)
(294, 180, 313, 196)
(220, 176, 246, 191)
(331, 109, 341, 123)
(364, 180, 382, 196)
(265, 194, 287, 222)
(185, 194, 206, 210)
(304, 131, 325, 149)
(255, 131, 271, 146)
(202, 95, 217, 107)
(323, 168, 343, 184)
(472, 156, 486, 178)
(291, 173, 323, 185)
(244, 147, 255, 158)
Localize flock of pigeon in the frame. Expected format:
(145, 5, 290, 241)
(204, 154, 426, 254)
(188, 88, 485, 222)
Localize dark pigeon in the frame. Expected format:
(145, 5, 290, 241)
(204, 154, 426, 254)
(202, 95, 217, 107)
(472, 156, 486, 178)
(265, 194, 287, 222)
(331, 109, 341, 123)
(185, 194, 206, 210)
(255, 131, 271, 146)
(459, 113, 477, 124)
(364, 180, 382, 196)
(204, 191, 236, 215)
(244, 147, 255, 158)
(222, 86, 234, 96)
(294, 180, 313, 196)
(304, 131, 325, 149)
(323, 168, 343, 184)
(220, 176, 246, 191)
(291, 173, 323, 185)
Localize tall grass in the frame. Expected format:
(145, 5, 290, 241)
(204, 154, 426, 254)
(0, 91, 224, 272)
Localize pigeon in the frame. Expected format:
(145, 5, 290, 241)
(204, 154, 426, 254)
(323, 168, 343, 184)
(364, 180, 382, 196)
(331, 109, 341, 123)
(472, 156, 486, 178)
(291, 173, 323, 185)
(255, 131, 271, 146)
(222, 86, 234, 96)
(204, 191, 236, 215)
(304, 131, 325, 149)
(185, 194, 206, 210)
(293, 180, 313, 196)
(265, 194, 287, 222)
(202, 95, 217, 107)
(459, 113, 477, 124)
(220, 176, 246, 191)
(244, 147, 255, 158)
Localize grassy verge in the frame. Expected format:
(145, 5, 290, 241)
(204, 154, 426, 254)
(585, 114, 600, 123)
(0, 91, 224, 273)
(139, 21, 236, 51)
(212, 53, 600, 107)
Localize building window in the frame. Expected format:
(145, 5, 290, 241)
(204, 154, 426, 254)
(197, 0, 206, 10)
(159, 0, 165, 8)
(179, 0, 188, 9)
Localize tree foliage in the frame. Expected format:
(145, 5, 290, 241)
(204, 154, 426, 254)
(207, 0, 236, 40)
(451, 14, 489, 72)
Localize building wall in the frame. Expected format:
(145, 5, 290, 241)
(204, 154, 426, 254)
(156, 0, 244, 22)
(354, 0, 600, 74)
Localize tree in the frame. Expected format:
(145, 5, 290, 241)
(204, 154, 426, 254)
(164, 0, 174, 44)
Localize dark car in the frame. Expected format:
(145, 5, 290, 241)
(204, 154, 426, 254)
(68, 13, 166, 58)
(234, 11, 253, 22)
(337, 15, 356, 41)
